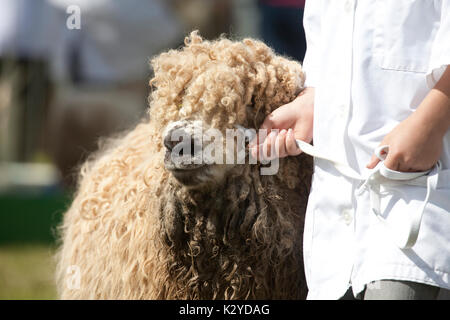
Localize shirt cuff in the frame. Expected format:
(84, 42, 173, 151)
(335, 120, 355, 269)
(426, 63, 448, 89)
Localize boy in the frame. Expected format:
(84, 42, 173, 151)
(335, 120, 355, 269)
(252, 0, 450, 299)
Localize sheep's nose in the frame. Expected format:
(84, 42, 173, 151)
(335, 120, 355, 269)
(163, 130, 181, 151)
(163, 122, 200, 157)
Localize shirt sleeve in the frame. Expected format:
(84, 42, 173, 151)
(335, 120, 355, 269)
(302, 0, 322, 88)
(426, 1, 450, 88)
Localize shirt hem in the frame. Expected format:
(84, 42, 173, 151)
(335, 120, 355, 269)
(352, 262, 450, 297)
(307, 263, 450, 300)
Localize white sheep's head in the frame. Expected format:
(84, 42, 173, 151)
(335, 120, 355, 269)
(149, 31, 304, 188)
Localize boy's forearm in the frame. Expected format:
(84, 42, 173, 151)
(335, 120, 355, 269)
(413, 66, 450, 137)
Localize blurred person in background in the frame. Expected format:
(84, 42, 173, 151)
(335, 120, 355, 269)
(0, 0, 244, 300)
(258, 0, 306, 62)
(46, 0, 232, 188)
(0, 0, 58, 163)
(170, 0, 232, 40)
(48, 0, 183, 85)
(46, 0, 184, 187)
(0, 0, 234, 189)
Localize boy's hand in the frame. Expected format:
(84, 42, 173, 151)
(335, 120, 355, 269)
(367, 66, 450, 172)
(366, 114, 444, 172)
(250, 87, 314, 160)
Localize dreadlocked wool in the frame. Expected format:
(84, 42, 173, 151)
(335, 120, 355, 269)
(56, 31, 313, 299)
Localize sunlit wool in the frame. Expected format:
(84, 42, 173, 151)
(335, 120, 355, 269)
(56, 31, 312, 299)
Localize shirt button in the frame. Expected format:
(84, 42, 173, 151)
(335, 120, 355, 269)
(344, 0, 353, 13)
(342, 209, 353, 225)
(337, 105, 348, 118)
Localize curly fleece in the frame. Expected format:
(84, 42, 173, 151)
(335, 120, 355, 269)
(56, 31, 312, 299)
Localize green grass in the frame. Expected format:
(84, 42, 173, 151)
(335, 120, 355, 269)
(0, 245, 57, 300)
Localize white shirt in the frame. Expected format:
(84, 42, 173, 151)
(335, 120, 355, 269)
(301, 0, 450, 299)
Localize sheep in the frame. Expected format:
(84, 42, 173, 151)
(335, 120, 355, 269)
(56, 31, 313, 299)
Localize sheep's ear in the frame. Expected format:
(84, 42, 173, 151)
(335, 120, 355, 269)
(294, 72, 306, 96)
(243, 38, 256, 46)
(242, 37, 267, 49)
(243, 38, 273, 61)
(184, 30, 203, 46)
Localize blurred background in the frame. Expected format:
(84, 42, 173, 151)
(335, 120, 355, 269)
(0, 0, 306, 299)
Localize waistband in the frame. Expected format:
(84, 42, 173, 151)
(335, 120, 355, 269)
(297, 140, 449, 249)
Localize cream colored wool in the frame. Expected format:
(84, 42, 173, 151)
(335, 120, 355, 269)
(56, 31, 312, 299)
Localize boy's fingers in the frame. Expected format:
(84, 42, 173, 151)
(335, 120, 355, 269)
(248, 132, 260, 149)
(251, 130, 292, 160)
(249, 126, 271, 149)
(366, 154, 380, 169)
(248, 134, 258, 149)
(286, 128, 302, 156)
(250, 141, 262, 160)
(250, 108, 286, 148)
(383, 154, 400, 171)
(260, 115, 274, 131)
(250, 145, 258, 159)
(261, 134, 271, 161)
(275, 129, 288, 158)
(262, 131, 277, 160)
